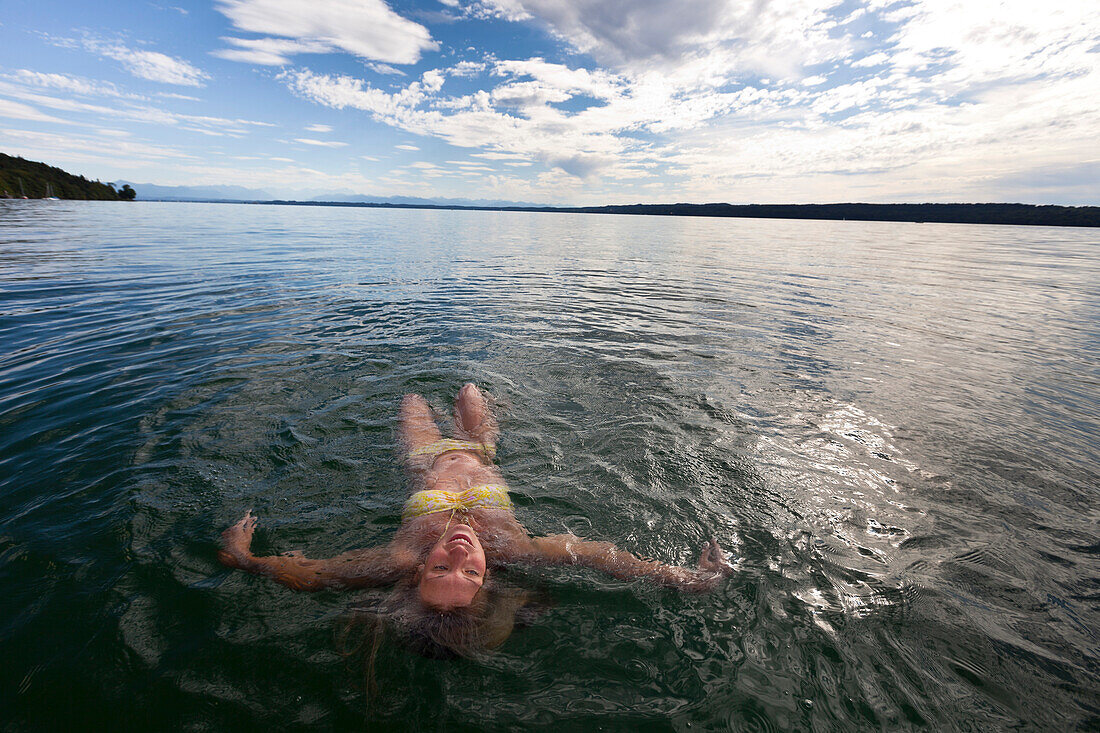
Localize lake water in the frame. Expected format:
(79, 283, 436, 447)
(1, 200, 1097, 730)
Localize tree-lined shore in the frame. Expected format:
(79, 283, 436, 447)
(3, 153, 1095, 227)
(0, 154, 133, 200)
(557, 202, 1100, 227)
(262, 199, 1099, 228)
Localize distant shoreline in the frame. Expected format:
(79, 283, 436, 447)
(5, 153, 1095, 226)
(141, 198, 1100, 228)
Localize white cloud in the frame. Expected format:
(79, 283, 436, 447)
(480, 0, 849, 80)
(492, 58, 623, 101)
(278, 65, 686, 182)
(0, 79, 272, 136)
(450, 60, 486, 78)
(305, 123, 332, 132)
(850, 51, 889, 68)
(471, 151, 529, 160)
(86, 40, 209, 86)
(278, 60, 783, 182)
(881, 0, 1099, 91)
(367, 62, 405, 76)
(6, 70, 135, 99)
(157, 92, 202, 101)
(459, 0, 530, 22)
(271, 0, 1099, 202)
(453, 162, 495, 171)
(215, 0, 437, 65)
(0, 98, 70, 124)
(491, 80, 570, 107)
(1, 127, 193, 167)
(294, 137, 348, 147)
(395, 144, 420, 150)
(212, 37, 331, 65)
(661, 69, 1100, 204)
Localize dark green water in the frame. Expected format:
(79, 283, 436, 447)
(1, 201, 1097, 731)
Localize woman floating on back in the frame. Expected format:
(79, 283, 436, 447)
(219, 383, 734, 656)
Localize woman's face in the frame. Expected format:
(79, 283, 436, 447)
(418, 523, 487, 609)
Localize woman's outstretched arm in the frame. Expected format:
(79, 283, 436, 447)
(528, 534, 735, 592)
(218, 511, 413, 591)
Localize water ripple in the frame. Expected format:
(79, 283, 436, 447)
(2, 202, 1098, 729)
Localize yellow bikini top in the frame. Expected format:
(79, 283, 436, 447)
(402, 485, 512, 520)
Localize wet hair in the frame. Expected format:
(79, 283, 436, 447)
(337, 569, 537, 700)
(383, 572, 516, 658)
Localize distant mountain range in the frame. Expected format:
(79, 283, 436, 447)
(110, 180, 1100, 227)
(116, 181, 279, 202)
(8, 155, 1092, 226)
(115, 181, 542, 208)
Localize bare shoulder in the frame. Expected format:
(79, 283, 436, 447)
(473, 512, 541, 562)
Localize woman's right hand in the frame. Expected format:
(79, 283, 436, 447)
(218, 510, 257, 568)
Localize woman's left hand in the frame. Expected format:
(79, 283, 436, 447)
(695, 539, 735, 581)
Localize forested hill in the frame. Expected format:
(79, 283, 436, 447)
(0, 153, 131, 200)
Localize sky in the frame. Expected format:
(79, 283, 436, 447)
(1, 0, 1097, 205)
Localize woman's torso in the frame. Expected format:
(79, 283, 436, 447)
(396, 449, 534, 563)
(416, 450, 501, 491)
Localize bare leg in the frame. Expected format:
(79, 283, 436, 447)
(453, 383, 499, 447)
(399, 393, 442, 458)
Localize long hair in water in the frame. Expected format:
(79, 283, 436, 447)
(336, 571, 540, 700)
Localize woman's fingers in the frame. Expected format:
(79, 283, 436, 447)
(699, 539, 734, 576)
(233, 510, 257, 536)
(220, 511, 258, 564)
(227, 512, 257, 542)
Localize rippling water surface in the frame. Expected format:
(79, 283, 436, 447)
(1, 201, 1097, 730)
